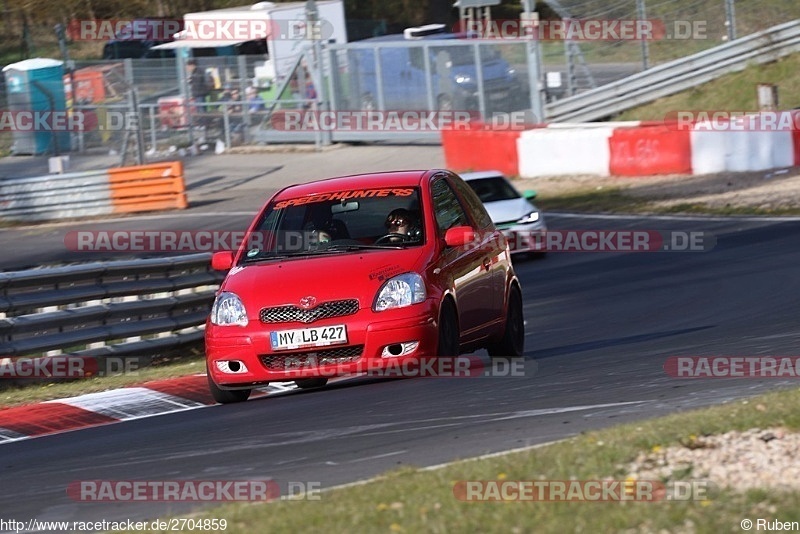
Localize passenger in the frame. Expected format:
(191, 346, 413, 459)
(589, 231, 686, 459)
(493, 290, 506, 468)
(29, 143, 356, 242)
(304, 204, 347, 246)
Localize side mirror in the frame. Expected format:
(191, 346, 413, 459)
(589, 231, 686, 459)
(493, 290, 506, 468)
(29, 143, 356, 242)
(211, 251, 234, 271)
(444, 226, 475, 247)
(523, 190, 537, 200)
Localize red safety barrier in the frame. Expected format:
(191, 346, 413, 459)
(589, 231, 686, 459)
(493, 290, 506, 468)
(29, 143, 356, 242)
(442, 123, 532, 177)
(609, 124, 692, 176)
(792, 110, 800, 167)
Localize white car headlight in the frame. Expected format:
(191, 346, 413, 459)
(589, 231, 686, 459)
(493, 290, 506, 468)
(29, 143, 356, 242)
(517, 211, 540, 224)
(455, 74, 472, 84)
(374, 273, 426, 312)
(211, 291, 249, 327)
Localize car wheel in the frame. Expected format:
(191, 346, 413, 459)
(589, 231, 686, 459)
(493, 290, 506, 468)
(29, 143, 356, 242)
(207, 368, 252, 404)
(295, 378, 328, 389)
(488, 285, 524, 359)
(437, 299, 460, 357)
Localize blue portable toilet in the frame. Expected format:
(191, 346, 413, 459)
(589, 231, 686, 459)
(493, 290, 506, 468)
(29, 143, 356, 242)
(3, 58, 71, 155)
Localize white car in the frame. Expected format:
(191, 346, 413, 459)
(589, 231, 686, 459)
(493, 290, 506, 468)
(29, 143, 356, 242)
(461, 171, 547, 257)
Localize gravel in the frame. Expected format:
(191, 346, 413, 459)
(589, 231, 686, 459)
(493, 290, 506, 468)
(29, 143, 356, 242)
(627, 427, 800, 492)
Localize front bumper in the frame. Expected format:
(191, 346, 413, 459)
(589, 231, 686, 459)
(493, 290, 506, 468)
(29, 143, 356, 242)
(206, 299, 440, 388)
(500, 221, 547, 254)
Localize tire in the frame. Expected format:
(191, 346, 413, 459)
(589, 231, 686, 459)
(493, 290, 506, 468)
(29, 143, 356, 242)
(295, 378, 328, 389)
(488, 285, 524, 359)
(207, 370, 251, 404)
(437, 299, 460, 357)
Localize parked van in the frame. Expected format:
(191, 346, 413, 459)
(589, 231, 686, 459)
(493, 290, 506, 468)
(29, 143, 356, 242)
(351, 24, 524, 113)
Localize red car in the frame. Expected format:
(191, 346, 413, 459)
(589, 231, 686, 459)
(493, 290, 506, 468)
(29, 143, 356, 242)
(205, 169, 524, 403)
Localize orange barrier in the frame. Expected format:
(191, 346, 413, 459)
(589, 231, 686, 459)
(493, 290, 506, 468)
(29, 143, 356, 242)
(609, 124, 692, 176)
(442, 124, 529, 177)
(107, 161, 188, 214)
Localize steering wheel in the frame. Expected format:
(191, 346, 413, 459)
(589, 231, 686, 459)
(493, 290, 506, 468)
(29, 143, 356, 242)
(374, 233, 414, 245)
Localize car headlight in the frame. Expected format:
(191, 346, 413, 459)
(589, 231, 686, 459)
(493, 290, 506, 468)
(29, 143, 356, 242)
(517, 211, 540, 224)
(507, 67, 517, 77)
(374, 273, 426, 312)
(211, 291, 249, 326)
(455, 74, 472, 84)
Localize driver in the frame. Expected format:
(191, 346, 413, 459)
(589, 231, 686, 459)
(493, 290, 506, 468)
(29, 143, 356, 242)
(384, 208, 420, 242)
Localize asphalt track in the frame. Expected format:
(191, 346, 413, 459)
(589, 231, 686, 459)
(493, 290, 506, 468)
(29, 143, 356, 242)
(2, 213, 800, 528)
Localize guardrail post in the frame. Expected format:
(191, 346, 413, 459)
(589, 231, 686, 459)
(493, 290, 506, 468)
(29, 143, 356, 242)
(725, 0, 737, 41)
(238, 55, 250, 144)
(522, 0, 545, 122)
(223, 103, 232, 149)
(148, 105, 157, 153)
(637, 0, 650, 70)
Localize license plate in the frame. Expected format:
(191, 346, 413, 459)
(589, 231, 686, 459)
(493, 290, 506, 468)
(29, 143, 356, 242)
(490, 91, 509, 101)
(270, 325, 347, 351)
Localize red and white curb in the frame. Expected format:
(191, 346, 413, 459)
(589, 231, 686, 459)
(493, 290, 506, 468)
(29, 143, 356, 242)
(0, 375, 307, 445)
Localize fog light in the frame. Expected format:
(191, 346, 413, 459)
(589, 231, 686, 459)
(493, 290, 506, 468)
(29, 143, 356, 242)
(216, 360, 249, 374)
(381, 341, 420, 358)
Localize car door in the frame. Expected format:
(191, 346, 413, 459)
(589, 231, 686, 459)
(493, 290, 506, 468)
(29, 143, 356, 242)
(448, 173, 507, 325)
(430, 176, 490, 338)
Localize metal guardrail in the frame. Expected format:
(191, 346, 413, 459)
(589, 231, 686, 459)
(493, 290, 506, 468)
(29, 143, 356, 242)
(546, 20, 800, 123)
(0, 254, 222, 383)
(0, 161, 188, 222)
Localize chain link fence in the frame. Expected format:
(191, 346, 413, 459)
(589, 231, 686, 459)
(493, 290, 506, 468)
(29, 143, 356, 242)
(3, 1, 798, 157)
(538, 0, 800, 94)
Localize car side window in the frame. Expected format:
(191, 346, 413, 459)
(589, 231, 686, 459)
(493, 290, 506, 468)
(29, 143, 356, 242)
(431, 178, 469, 234)
(409, 48, 425, 71)
(450, 175, 494, 230)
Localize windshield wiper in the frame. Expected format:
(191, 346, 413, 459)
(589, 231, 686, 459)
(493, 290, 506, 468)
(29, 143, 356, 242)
(242, 252, 314, 263)
(323, 243, 401, 251)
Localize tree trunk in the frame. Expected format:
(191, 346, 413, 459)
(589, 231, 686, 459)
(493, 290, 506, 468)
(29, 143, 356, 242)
(0, 0, 11, 37)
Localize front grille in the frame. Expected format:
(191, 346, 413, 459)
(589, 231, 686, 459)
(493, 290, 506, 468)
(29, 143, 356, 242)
(260, 299, 359, 324)
(260, 345, 364, 371)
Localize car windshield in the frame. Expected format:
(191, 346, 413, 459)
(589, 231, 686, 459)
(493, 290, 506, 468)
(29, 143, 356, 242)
(466, 177, 520, 203)
(243, 187, 424, 261)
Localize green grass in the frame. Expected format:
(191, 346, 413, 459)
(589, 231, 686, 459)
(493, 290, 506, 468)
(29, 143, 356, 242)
(128, 386, 800, 533)
(617, 53, 800, 120)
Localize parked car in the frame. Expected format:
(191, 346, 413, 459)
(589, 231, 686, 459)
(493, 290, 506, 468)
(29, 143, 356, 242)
(205, 169, 524, 403)
(461, 171, 547, 257)
(351, 24, 524, 112)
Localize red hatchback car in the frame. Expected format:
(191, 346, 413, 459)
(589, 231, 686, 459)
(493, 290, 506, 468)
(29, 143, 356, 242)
(205, 169, 524, 403)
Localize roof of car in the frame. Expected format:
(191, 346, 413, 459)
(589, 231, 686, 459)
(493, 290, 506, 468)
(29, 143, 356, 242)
(459, 171, 506, 181)
(272, 170, 438, 200)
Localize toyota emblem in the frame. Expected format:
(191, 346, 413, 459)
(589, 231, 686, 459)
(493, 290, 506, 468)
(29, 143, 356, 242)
(299, 296, 317, 309)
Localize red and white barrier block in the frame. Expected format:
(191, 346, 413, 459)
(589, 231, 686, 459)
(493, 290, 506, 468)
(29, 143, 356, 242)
(441, 112, 800, 177)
